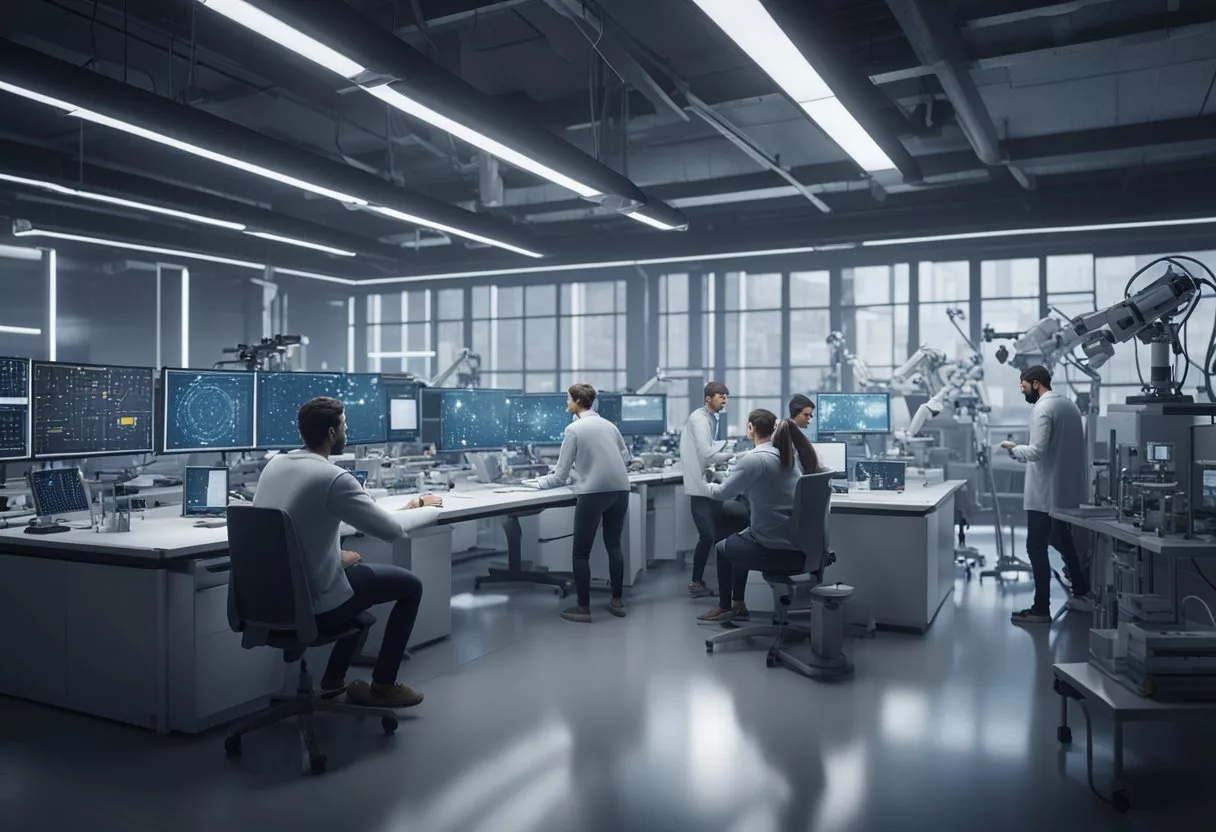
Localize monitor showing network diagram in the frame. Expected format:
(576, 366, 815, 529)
(340, 373, 387, 446)
(162, 369, 255, 453)
(0, 356, 30, 461)
(31, 361, 156, 458)
(509, 394, 572, 444)
(815, 393, 892, 435)
(27, 467, 90, 516)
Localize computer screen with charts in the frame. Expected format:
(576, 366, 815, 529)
(383, 376, 420, 442)
(852, 459, 906, 491)
(815, 393, 891, 435)
(27, 467, 90, 516)
(162, 369, 255, 453)
(255, 372, 342, 449)
(31, 361, 156, 458)
(616, 394, 666, 436)
(509, 394, 572, 444)
(340, 373, 387, 446)
(0, 356, 30, 461)
(183, 466, 230, 516)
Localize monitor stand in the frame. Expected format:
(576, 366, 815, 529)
(25, 516, 71, 535)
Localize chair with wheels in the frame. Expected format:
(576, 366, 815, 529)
(223, 504, 399, 775)
(706, 470, 855, 680)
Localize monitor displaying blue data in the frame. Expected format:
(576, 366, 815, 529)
(594, 393, 621, 424)
(31, 362, 156, 458)
(435, 388, 514, 451)
(384, 376, 420, 442)
(27, 467, 90, 516)
(183, 466, 229, 516)
(255, 372, 342, 449)
(815, 392, 891, 435)
(162, 369, 255, 453)
(340, 373, 387, 446)
(0, 356, 30, 461)
(617, 394, 667, 436)
(510, 394, 572, 444)
(852, 459, 906, 492)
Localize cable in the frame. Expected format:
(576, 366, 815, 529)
(1181, 595, 1216, 628)
(1191, 558, 1216, 594)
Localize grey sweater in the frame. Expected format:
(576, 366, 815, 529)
(536, 410, 632, 494)
(253, 451, 440, 614)
(706, 442, 807, 550)
(680, 406, 732, 497)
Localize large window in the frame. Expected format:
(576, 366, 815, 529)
(723, 272, 784, 435)
(918, 261, 971, 358)
(560, 280, 627, 394)
(657, 273, 704, 431)
(789, 270, 830, 397)
(366, 290, 432, 378)
(472, 286, 524, 389)
(840, 264, 909, 388)
(980, 259, 1040, 423)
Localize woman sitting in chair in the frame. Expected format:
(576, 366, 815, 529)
(697, 408, 821, 624)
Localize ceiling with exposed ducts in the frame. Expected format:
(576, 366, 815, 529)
(1, 0, 1215, 281)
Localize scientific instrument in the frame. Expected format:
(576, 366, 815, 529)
(215, 334, 304, 372)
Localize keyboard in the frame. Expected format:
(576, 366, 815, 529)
(193, 519, 228, 529)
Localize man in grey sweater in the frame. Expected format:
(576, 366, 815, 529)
(254, 397, 442, 708)
(1000, 365, 1091, 624)
(536, 384, 635, 622)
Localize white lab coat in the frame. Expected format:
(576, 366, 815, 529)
(1010, 390, 1087, 513)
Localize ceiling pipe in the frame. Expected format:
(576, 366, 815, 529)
(884, 0, 1034, 189)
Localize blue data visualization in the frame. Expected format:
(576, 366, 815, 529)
(815, 393, 891, 435)
(341, 373, 387, 446)
(0, 356, 30, 461)
(28, 467, 90, 515)
(163, 370, 255, 453)
(31, 362, 155, 458)
(852, 459, 906, 491)
(510, 394, 573, 444)
(437, 388, 514, 451)
(255, 372, 342, 448)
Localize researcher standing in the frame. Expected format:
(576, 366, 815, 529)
(536, 383, 634, 623)
(680, 382, 747, 598)
(1000, 365, 1092, 624)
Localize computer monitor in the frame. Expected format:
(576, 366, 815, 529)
(254, 372, 342, 449)
(435, 388, 514, 451)
(594, 392, 621, 424)
(509, 394, 572, 444)
(814, 441, 848, 479)
(162, 369, 255, 454)
(852, 459, 906, 491)
(1145, 442, 1174, 463)
(353, 470, 369, 488)
(815, 392, 892, 435)
(384, 376, 421, 442)
(341, 373, 387, 446)
(616, 394, 667, 436)
(27, 467, 90, 517)
(0, 356, 31, 461)
(182, 466, 230, 517)
(31, 361, 156, 458)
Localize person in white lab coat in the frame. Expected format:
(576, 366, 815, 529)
(1000, 365, 1091, 624)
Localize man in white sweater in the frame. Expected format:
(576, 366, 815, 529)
(254, 397, 442, 708)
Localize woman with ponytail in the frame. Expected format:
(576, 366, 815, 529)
(696, 409, 822, 624)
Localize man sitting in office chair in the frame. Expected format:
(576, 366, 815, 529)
(254, 396, 443, 708)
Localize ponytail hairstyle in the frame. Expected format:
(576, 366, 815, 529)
(772, 417, 820, 473)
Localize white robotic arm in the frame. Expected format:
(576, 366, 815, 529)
(893, 345, 948, 392)
(906, 386, 951, 437)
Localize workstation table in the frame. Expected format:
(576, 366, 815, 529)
(742, 479, 967, 633)
(0, 470, 682, 734)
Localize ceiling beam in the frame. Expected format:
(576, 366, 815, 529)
(961, 0, 1119, 31)
(397, 0, 532, 34)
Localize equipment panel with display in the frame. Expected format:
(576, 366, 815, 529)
(255, 372, 342, 449)
(384, 376, 420, 442)
(816, 393, 892, 435)
(27, 467, 90, 516)
(852, 459, 906, 491)
(341, 373, 387, 446)
(183, 466, 230, 516)
(616, 394, 667, 436)
(814, 441, 848, 479)
(31, 362, 156, 458)
(162, 369, 255, 453)
(1145, 442, 1174, 463)
(436, 388, 514, 451)
(0, 356, 30, 461)
(509, 394, 572, 444)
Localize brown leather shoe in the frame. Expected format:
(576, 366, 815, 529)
(346, 679, 424, 708)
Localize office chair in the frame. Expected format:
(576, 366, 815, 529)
(705, 470, 855, 681)
(224, 505, 399, 775)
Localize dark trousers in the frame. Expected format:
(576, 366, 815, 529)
(572, 490, 630, 607)
(315, 562, 422, 687)
(689, 496, 750, 582)
(1026, 510, 1089, 611)
(716, 532, 806, 608)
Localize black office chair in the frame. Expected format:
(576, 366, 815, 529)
(705, 470, 855, 680)
(224, 504, 398, 774)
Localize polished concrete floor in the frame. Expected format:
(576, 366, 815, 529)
(3, 536, 1216, 832)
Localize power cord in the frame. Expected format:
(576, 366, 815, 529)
(1181, 595, 1216, 629)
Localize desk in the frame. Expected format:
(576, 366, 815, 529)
(1052, 661, 1216, 811)
(742, 480, 967, 632)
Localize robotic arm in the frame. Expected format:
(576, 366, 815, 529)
(893, 345, 949, 394)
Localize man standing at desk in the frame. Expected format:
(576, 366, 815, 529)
(255, 397, 443, 708)
(682, 382, 747, 598)
(1000, 366, 1092, 624)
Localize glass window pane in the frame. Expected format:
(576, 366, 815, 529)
(562, 314, 617, 370)
(894, 263, 910, 304)
(789, 366, 829, 394)
(724, 398, 784, 436)
(843, 265, 891, 306)
(790, 270, 829, 307)
(662, 273, 688, 314)
(725, 311, 782, 367)
(726, 272, 781, 310)
(1047, 255, 1093, 293)
(662, 313, 689, 368)
(525, 317, 556, 370)
(404, 290, 429, 322)
(918, 303, 972, 358)
(491, 373, 523, 391)
(981, 298, 1041, 422)
(525, 285, 556, 317)
(497, 287, 524, 318)
(981, 259, 1039, 297)
(437, 288, 463, 320)
(724, 369, 782, 396)
(436, 321, 463, 371)
(495, 319, 524, 371)
(525, 373, 557, 393)
(790, 309, 830, 364)
(472, 286, 491, 318)
(918, 261, 969, 302)
(560, 371, 618, 393)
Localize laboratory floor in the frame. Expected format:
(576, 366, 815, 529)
(3, 535, 1216, 832)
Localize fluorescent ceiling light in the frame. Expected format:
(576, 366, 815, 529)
(0, 324, 42, 335)
(196, 0, 366, 79)
(0, 243, 43, 260)
(860, 216, 1216, 247)
(11, 227, 358, 285)
(244, 230, 356, 257)
(625, 210, 681, 231)
(363, 85, 602, 199)
(0, 79, 75, 111)
(689, 0, 895, 172)
(368, 206, 542, 258)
